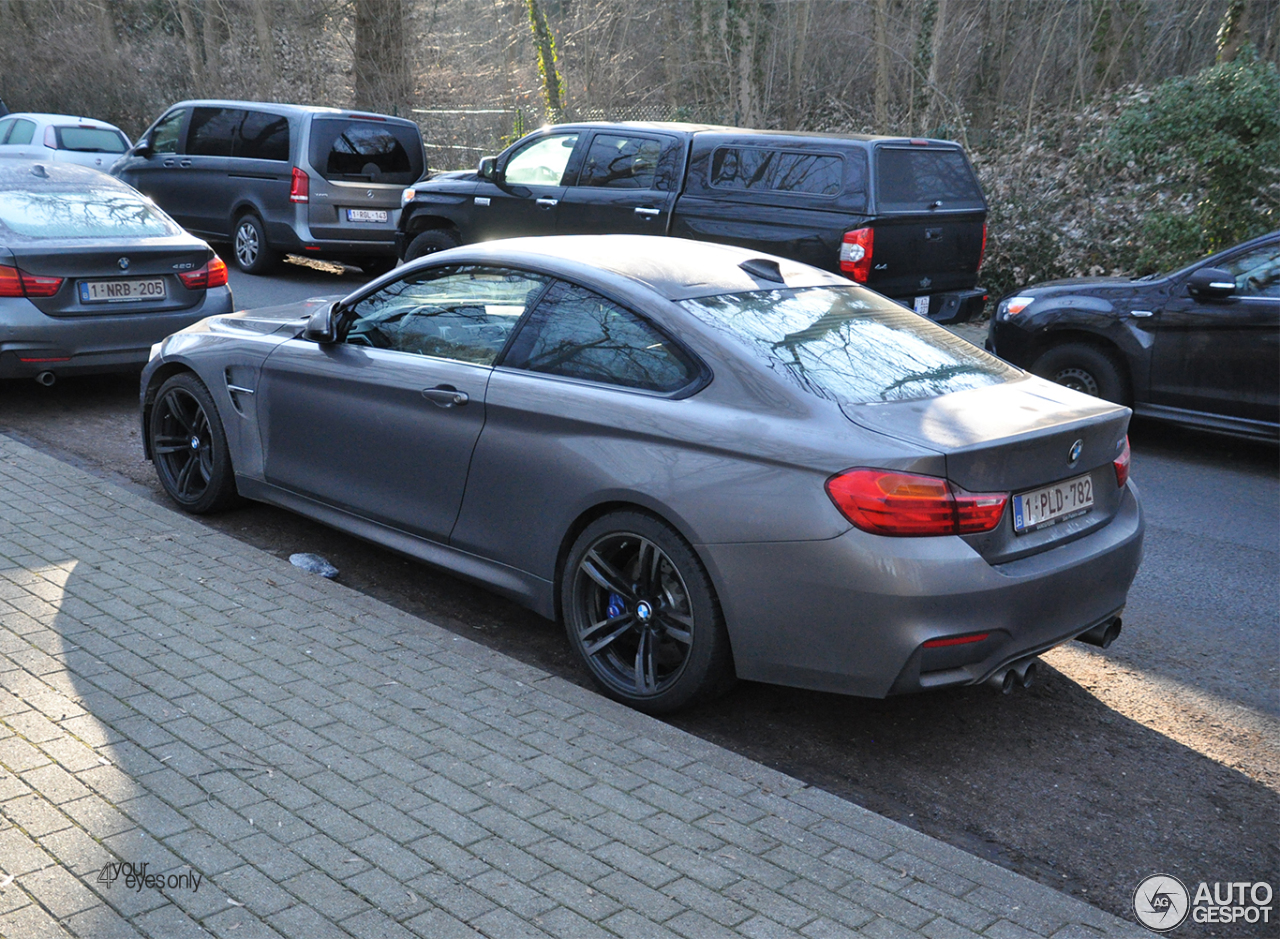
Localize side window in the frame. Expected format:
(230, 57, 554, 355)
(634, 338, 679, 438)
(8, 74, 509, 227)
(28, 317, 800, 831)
(6, 119, 35, 146)
(503, 134, 579, 186)
(187, 107, 243, 157)
(1221, 244, 1280, 298)
(773, 152, 843, 196)
(237, 111, 290, 161)
(504, 281, 697, 393)
(578, 134, 663, 190)
(710, 147, 775, 191)
(344, 265, 550, 365)
(149, 110, 185, 154)
(0, 119, 14, 144)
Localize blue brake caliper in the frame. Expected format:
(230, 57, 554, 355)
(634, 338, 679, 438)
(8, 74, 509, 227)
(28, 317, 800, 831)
(606, 593, 625, 620)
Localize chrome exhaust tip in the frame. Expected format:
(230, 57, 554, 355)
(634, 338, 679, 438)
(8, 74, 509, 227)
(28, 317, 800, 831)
(35, 371, 56, 387)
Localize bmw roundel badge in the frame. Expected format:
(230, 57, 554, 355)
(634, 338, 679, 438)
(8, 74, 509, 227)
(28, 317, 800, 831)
(1068, 439, 1083, 464)
(118, 257, 130, 271)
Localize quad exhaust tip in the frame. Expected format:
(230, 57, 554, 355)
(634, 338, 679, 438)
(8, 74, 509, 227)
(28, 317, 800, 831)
(1076, 617, 1122, 649)
(987, 656, 1038, 694)
(35, 371, 56, 387)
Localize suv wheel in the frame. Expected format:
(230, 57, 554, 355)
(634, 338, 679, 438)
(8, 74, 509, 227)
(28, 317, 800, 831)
(233, 213, 279, 275)
(405, 230, 459, 262)
(1032, 343, 1128, 404)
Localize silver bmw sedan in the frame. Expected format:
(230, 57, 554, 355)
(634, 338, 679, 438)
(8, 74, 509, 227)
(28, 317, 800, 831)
(141, 235, 1143, 713)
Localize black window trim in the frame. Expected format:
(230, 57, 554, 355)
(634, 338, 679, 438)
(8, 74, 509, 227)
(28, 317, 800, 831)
(707, 145, 847, 199)
(493, 275, 711, 399)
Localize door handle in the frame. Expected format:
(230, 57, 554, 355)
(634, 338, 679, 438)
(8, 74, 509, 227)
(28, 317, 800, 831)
(163, 159, 176, 167)
(179, 159, 192, 167)
(536, 197, 558, 208)
(421, 385, 469, 407)
(634, 207, 661, 218)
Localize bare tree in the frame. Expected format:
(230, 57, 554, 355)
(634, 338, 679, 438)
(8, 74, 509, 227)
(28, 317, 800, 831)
(354, 0, 410, 114)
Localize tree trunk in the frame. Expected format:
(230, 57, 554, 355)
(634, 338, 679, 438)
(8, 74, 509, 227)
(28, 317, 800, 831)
(202, 0, 222, 88)
(175, 0, 205, 92)
(874, 0, 890, 130)
(785, 1, 810, 129)
(252, 1, 277, 90)
(525, 0, 565, 121)
(355, 0, 410, 114)
(923, 0, 948, 133)
(1217, 0, 1250, 62)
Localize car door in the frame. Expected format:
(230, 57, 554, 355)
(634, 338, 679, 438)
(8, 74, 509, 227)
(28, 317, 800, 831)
(468, 132, 582, 241)
(257, 264, 550, 542)
(182, 106, 245, 237)
(0, 118, 40, 158)
(1149, 240, 1280, 423)
(122, 109, 190, 223)
(556, 131, 680, 235)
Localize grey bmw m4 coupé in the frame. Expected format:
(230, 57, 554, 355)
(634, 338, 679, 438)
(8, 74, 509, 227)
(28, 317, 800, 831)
(141, 235, 1143, 712)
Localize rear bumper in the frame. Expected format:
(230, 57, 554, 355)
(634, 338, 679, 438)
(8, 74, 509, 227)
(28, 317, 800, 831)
(920, 288, 987, 324)
(0, 287, 233, 378)
(698, 481, 1144, 698)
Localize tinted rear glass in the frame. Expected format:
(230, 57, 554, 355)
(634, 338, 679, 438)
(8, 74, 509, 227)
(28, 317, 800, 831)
(309, 118, 424, 184)
(237, 111, 290, 161)
(681, 286, 1015, 405)
(0, 188, 175, 240)
(56, 127, 128, 153)
(187, 107, 242, 157)
(876, 147, 984, 211)
(710, 147, 845, 197)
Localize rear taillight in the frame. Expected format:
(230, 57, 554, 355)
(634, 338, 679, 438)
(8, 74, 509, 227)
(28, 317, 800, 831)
(178, 256, 229, 290)
(978, 222, 988, 272)
(840, 227, 874, 283)
(1113, 435, 1131, 488)
(825, 468, 1008, 536)
(290, 166, 310, 203)
(923, 632, 990, 648)
(0, 264, 64, 298)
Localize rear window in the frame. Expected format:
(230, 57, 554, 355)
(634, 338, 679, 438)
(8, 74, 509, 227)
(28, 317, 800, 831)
(55, 127, 128, 154)
(681, 286, 1015, 405)
(875, 147, 984, 211)
(0, 188, 175, 240)
(710, 147, 848, 197)
(309, 118, 424, 184)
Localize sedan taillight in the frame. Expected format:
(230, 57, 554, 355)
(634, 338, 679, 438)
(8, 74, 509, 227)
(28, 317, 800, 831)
(1114, 435, 1131, 488)
(839, 227, 874, 283)
(826, 468, 1008, 536)
(178, 256, 229, 290)
(0, 264, 64, 298)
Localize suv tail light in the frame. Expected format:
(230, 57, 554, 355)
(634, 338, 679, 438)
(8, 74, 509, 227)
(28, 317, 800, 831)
(1113, 435, 1131, 488)
(840, 227, 874, 282)
(0, 264, 64, 298)
(290, 167, 310, 203)
(178, 256, 229, 290)
(978, 222, 988, 272)
(826, 468, 1008, 536)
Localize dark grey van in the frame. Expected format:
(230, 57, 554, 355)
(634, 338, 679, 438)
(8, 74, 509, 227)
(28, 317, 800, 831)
(112, 101, 426, 275)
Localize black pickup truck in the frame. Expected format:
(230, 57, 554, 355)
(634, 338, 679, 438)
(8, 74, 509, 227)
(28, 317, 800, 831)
(397, 122, 989, 322)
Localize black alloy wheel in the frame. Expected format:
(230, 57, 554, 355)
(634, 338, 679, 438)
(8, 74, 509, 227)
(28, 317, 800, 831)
(1032, 342, 1128, 405)
(150, 373, 238, 514)
(563, 512, 733, 713)
(233, 213, 278, 274)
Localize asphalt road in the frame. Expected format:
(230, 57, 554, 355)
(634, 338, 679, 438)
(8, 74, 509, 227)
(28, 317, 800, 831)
(1, 255, 1276, 935)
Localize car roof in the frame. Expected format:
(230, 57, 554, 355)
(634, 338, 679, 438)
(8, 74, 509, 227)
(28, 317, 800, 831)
(444, 235, 851, 301)
(0, 159, 135, 191)
(531, 121, 964, 148)
(163, 100, 419, 126)
(0, 113, 124, 130)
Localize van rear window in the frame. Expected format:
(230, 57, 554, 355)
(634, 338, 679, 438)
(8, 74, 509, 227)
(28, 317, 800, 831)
(875, 147, 984, 211)
(309, 119, 424, 185)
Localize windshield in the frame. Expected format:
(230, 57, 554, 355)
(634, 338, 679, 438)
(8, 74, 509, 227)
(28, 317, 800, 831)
(681, 286, 1017, 405)
(0, 188, 175, 239)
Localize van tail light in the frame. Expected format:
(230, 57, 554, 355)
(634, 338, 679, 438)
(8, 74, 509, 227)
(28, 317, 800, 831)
(290, 166, 310, 203)
(178, 256, 229, 290)
(840, 227, 874, 282)
(1113, 435, 1131, 488)
(825, 468, 1008, 536)
(0, 264, 64, 298)
(978, 222, 988, 272)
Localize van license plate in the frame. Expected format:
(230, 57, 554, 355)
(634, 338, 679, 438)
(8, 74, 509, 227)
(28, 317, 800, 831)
(913, 296, 930, 316)
(79, 278, 166, 303)
(1012, 473, 1094, 533)
(347, 209, 388, 223)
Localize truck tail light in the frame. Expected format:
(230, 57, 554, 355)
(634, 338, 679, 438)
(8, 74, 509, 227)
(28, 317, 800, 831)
(840, 227, 874, 283)
(826, 468, 1008, 536)
(0, 264, 64, 298)
(1113, 436, 1131, 488)
(978, 222, 987, 272)
(178, 256, 229, 290)
(290, 167, 310, 203)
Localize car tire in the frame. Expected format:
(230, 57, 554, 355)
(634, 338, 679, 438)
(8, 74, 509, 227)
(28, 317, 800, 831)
(404, 229, 460, 262)
(562, 511, 735, 714)
(1032, 342, 1128, 404)
(233, 213, 278, 275)
(149, 373, 239, 514)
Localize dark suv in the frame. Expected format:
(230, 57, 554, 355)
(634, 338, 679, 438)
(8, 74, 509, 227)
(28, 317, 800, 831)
(397, 123, 988, 322)
(113, 101, 426, 274)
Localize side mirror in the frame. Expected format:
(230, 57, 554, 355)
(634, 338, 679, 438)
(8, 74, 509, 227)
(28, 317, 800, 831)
(304, 302, 342, 343)
(1186, 267, 1236, 300)
(133, 138, 154, 158)
(477, 156, 500, 182)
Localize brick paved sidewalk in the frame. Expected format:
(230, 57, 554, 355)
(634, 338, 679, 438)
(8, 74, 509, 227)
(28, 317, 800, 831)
(0, 434, 1142, 939)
